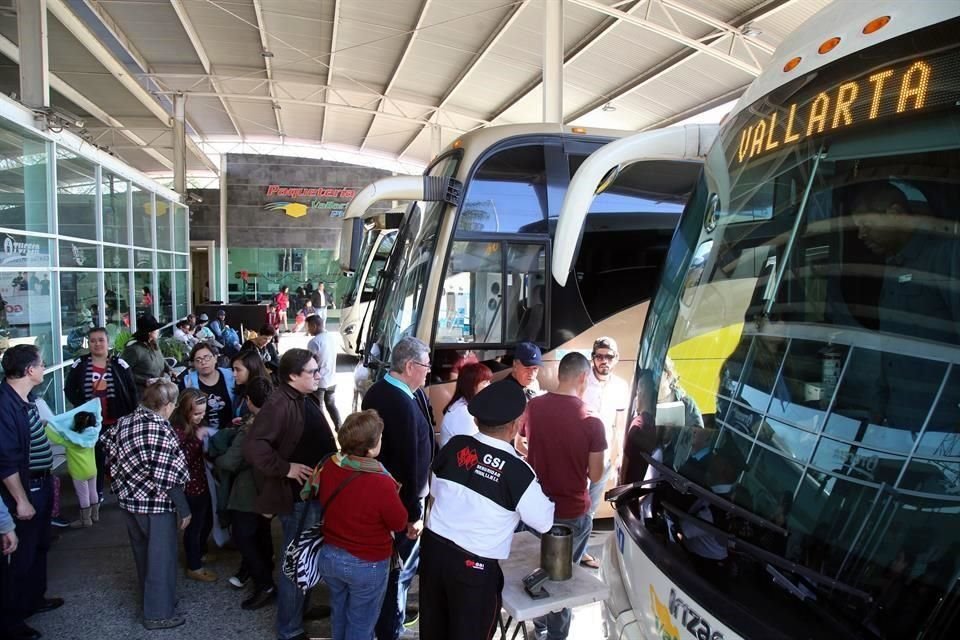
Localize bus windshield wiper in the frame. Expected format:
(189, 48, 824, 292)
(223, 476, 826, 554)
(659, 502, 871, 603)
(638, 451, 788, 537)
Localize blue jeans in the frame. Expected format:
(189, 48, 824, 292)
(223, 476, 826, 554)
(277, 501, 320, 640)
(375, 501, 423, 640)
(320, 544, 390, 640)
(588, 463, 613, 519)
(533, 513, 593, 640)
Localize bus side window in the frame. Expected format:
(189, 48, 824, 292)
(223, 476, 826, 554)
(506, 243, 547, 343)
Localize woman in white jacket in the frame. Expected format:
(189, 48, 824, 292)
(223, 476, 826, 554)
(438, 362, 493, 448)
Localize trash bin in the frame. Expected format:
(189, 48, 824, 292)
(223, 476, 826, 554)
(540, 524, 573, 581)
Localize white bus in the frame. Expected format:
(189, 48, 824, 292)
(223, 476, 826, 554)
(338, 210, 401, 357)
(351, 122, 714, 514)
(593, 2, 960, 638)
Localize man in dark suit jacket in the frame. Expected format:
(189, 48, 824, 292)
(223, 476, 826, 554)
(361, 336, 434, 640)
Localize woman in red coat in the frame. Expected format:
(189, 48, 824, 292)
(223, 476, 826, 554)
(274, 286, 290, 331)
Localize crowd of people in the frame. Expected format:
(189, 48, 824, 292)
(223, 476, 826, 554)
(0, 301, 627, 640)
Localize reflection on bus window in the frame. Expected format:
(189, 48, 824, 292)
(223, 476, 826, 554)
(627, 105, 960, 636)
(457, 145, 547, 234)
(436, 241, 502, 344)
(506, 244, 546, 343)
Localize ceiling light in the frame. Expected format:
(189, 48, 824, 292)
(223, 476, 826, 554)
(602, 103, 616, 112)
(261, 50, 275, 58)
(741, 24, 762, 38)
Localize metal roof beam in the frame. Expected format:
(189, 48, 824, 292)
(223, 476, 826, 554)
(158, 92, 470, 133)
(396, 0, 532, 160)
(359, 0, 433, 152)
(565, 0, 797, 124)
(567, 0, 762, 76)
(251, 0, 284, 140)
(487, 0, 645, 123)
(48, 0, 218, 173)
(169, 0, 243, 138)
(0, 33, 174, 170)
(319, 0, 340, 145)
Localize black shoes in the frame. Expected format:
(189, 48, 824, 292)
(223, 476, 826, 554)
(142, 616, 185, 630)
(10, 624, 42, 639)
(32, 598, 64, 614)
(241, 586, 276, 611)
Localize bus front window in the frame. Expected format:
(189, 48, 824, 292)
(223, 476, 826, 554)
(367, 154, 459, 364)
(628, 36, 960, 637)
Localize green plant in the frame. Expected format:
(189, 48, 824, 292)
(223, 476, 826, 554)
(112, 330, 133, 354)
(159, 336, 187, 364)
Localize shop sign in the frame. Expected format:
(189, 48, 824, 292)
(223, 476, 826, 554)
(262, 184, 357, 219)
(2, 233, 48, 268)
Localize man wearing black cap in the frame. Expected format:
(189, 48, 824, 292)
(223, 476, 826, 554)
(420, 380, 554, 640)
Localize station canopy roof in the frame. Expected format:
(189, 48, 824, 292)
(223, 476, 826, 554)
(0, 0, 831, 177)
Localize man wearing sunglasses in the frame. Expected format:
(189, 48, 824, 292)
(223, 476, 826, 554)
(0, 345, 65, 639)
(581, 337, 630, 566)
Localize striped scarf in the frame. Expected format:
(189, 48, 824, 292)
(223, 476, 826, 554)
(300, 453, 398, 500)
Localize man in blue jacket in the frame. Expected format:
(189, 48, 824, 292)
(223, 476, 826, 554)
(0, 345, 65, 639)
(362, 336, 434, 640)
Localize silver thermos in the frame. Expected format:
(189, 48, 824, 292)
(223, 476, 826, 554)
(540, 525, 573, 581)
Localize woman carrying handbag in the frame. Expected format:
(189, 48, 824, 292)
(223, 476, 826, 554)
(290, 410, 407, 640)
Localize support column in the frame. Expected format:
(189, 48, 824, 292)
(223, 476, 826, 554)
(173, 92, 187, 195)
(218, 153, 228, 303)
(16, 0, 49, 109)
(542, 0, 563, 123)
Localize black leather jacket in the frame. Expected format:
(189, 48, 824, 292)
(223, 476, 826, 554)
(64, 354, 138, 420)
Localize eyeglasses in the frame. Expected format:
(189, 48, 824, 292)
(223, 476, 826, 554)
(411, 361, 431, 369)
(302, 367, 322, 377)
(193, 355, 215, 364)
(593, 353, 616, 362)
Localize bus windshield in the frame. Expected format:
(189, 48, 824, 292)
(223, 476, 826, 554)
(343, 229, 396, 308)
(366, 152, 459, 364)
(626, 21, 960, 639)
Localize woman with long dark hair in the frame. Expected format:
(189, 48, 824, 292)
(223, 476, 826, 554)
(438, 362, 493, 447)
(170, 388, 216, 583)
(230, 349, 269, 422)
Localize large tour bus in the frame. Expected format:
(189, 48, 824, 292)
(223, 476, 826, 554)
(338, 208, 402, 357)
(350, 122, 715, 515)
(594, 2, 960, 638)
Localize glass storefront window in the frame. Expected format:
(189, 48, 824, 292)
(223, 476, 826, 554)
(0, 122, 49, 234)
(132, 185, 153, 248)
(102, 172, 129, 245)
(173, 203, 187, 253)
(59, 271, 98, 360)
(58, 240, 97, 270)
(157, 271, 173, 325)
(134, 249, 153, 271)
(104, 245, 129, 269)
(175, 271, 188, 320)
(134, 272, 154, 320)
(104, 271, 130, 342)
(156, 199, 172, 251)
(56, 149, 97, 241)
(0, 269, 55, 367)
(1, 231, 51, 268)
(36, 368, 64, 414)
(175, 254, 187, 270)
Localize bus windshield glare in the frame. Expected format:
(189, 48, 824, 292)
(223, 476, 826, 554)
(624, 19, 960, 638)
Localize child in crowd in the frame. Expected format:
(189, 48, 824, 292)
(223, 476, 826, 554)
(214, 377, 277, 609)
(44, 403, 102, 528)
(171, 389, 216, 582)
